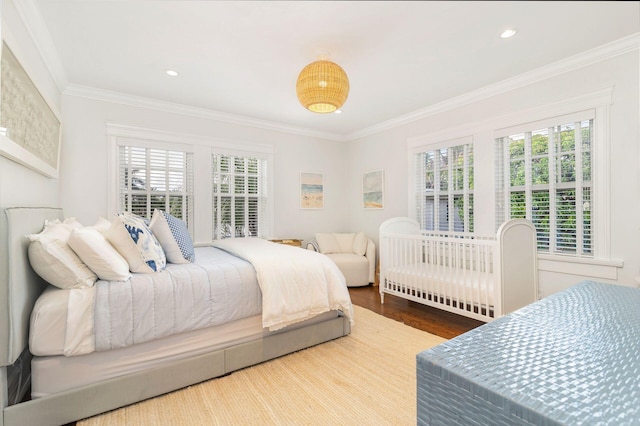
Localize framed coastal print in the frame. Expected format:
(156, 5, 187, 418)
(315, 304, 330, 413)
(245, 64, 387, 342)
(0, 42, 62, 178)
(363, 169, 384, 209)
(300, 172, 324, 209)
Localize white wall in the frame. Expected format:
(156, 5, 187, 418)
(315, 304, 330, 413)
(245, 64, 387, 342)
(0, 0, 62, 290)
(3, 0, 639, 299)
(60, 95, 350, 243)
(1, 0, 62, 210)
(346, 50, 640, 297)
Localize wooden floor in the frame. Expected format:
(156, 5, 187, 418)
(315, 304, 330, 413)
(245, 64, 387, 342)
(348, 284, 484, 339)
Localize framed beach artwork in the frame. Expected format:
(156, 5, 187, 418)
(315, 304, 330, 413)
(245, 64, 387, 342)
(363, 170, 384, 209)
(300, 172, 324, 209)
(0, 42, 62, 178)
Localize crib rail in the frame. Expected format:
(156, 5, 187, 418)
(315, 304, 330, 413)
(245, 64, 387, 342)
(380, 231, 497, 322)
(379, 217, 538, 323)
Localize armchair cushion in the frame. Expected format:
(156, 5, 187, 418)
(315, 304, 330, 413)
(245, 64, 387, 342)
(311, 232, 376, 287)
(315, 232, 368, 255)
(315, 233, 341, 254)
(353, 232, 367, 256)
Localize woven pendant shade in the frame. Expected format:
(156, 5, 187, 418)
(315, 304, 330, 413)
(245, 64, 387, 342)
(296, 60, 349, 113)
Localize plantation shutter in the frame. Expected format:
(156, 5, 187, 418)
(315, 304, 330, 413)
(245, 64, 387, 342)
(118, 145, 194, 229)
(495, 112, 593, 256)
(414, 140, 473, 232)
(212, 153, 268, 239)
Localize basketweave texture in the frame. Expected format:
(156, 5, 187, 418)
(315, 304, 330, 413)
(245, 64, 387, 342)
(417, 281, 640, 426)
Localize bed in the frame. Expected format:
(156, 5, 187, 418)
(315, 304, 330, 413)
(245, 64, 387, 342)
(417, 280, 640, 425)
(0, 207, 353, 426)
(379, 217, 538, 321)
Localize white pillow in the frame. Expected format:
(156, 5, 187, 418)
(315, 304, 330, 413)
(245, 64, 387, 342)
(149, 209, 195, 264)
(315, 233, 341, 254)
(68, 227, 131, 281)
(353, 232, 368, 256)
(106, 212, 166, 273)
(334, 233, 356, 253)
(93, 217, 111, 234)
(27, 219, 97, 290)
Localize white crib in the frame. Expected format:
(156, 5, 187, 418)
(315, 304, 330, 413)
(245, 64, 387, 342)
(379, 217, 538, 322)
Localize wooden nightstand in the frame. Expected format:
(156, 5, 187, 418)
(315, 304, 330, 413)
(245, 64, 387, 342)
(269, 239, 303, 247)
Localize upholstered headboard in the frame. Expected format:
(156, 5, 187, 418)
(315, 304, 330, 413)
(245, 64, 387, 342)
(1, 207, 63, 366)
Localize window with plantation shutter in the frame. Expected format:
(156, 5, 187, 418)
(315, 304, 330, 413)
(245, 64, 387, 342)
(413, 141, 474, 232)
(118, 146, 194, 228)
(212, 154, 268, 239)
(495, 113, 593, 257)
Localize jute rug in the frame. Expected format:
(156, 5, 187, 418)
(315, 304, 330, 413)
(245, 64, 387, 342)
(78, 305, 446, 425)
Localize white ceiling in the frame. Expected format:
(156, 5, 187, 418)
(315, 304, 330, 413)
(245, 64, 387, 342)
(26, 1, 640, 139)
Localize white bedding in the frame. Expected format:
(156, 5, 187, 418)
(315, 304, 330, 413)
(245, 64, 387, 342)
(31, 247, 262, 356)
(384, 263, 495, 306)
(213, 238, 354, 330)
(31, 311, 341, 398)
(31, 242, 354, 357)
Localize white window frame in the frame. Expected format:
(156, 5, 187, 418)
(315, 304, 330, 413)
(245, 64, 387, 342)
(495, 111, 594, 256)
(407, 88, 621, 280)
(409, 136, 474, 233)
(211, 153, 269, 239)
(107, 123, 274, 245)
(117, 144, 194, 228)
(491, 89, 623, 278)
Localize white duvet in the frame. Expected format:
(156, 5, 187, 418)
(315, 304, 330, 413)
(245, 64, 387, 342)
(30, 243, 354, 357)
(213, 238, 354, 330)
(31, 247, 262, 356)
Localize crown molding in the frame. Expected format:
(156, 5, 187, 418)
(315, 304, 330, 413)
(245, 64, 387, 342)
(105, 122, 275, 154)
(63, 84, 349, 142)
(346, 32, 640, 141)
(17, 0, 639, 143)
(12, 0, 69, 91)
(66, 28, 636, 143)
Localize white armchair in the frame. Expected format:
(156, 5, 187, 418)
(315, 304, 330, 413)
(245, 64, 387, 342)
(306, 232, 375, 287)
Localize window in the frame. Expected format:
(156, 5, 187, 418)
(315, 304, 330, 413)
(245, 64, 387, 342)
(109, 124, 274, 243)
(212, 153, 268, 239)
(118, 145, 194, 228)
(414, 141, 474, 232)
(495, 114, 593, 257)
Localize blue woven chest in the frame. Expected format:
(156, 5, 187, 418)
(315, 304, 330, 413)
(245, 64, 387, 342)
(417, 281, 640, 425)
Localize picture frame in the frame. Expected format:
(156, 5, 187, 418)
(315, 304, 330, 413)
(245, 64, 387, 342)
(0, 42, 62, 179)
(363, 169, 384, 209)
(300, 172, 324, 209)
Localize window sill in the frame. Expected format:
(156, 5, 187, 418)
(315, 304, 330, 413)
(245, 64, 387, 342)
(537, 254, 624, 280)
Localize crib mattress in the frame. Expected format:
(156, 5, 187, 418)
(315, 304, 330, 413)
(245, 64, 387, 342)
(417, 281, 640, 425)
(384, 263, 495, 306)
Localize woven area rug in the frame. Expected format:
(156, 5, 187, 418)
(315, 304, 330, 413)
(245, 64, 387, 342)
(78, 305, 446, 425)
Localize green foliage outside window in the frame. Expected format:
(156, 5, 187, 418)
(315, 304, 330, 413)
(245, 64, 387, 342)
(505, 120, 592, 254)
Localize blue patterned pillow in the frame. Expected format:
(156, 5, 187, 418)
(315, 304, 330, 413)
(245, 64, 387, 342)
(150, 209, 195, 264)
(106, 212, 166, 273)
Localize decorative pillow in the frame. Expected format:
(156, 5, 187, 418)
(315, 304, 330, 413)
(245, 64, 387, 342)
(334, 233, 356, 253)
(92, 217, 112, 234)
(353, 232, 368, 256)
(68, 227, 131, 281)
(27, 218, 97, 290)
(149, 209, 195, 264)
(305, 238, 320, 252)
(106, 212, 166, 273)
(315, 233, 341, 254)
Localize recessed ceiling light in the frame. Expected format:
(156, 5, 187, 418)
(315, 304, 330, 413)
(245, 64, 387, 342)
(500, 28, 518, 39)
(334, 109, 342, 114)
(165, 69, 179, 77)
